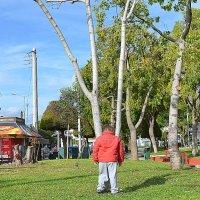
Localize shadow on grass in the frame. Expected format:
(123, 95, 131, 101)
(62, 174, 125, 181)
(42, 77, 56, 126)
(0, 166, 37, 170)
(182, 166, 196, 170)
(0, 173, 96, 189)
(124, 174, 172, 193)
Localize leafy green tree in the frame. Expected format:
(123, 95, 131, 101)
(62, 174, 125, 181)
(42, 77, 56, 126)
(40, 87, 78, 158)
(57, 87, 78, 130)
(126, 0, 194, 170)
(94, 1, 168, 158)
(38, 128, 55, 146)
(40, 101, 60, 130)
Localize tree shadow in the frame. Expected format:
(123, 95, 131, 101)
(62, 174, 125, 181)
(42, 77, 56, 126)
(0, 173, 96, 189)
(124, 174, 172, 193)
(182, 166, 196, 170)
(0, 166, 37, 170)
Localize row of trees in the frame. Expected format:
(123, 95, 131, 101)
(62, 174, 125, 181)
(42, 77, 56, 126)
(35, 0, 199, 170)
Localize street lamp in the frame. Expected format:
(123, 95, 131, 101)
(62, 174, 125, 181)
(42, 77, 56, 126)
(11, 93, 28, 123)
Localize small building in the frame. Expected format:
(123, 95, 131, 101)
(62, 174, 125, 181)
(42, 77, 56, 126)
(0, 117, 42, 160)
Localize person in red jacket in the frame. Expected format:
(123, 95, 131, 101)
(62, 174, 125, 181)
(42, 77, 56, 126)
(93, 124, 124, 194)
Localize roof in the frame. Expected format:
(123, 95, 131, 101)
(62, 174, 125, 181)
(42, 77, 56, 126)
(0, 117, 42, 138)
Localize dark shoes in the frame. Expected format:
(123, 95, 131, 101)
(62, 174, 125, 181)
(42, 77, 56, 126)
(97, 189, 123, 195)
(97, 190, 123, 195)
(112, 191, 124, 195)
(97, 189, 105, 194)
(97, 188, 111, 194)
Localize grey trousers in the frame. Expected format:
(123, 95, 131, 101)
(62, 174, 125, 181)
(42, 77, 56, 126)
(97, 162, 118, 194)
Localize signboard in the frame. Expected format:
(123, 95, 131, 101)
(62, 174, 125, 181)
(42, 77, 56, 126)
(1, 138, 12, 158)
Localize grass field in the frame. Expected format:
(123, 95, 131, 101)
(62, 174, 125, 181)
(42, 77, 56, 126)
(0, 159, 200, 200)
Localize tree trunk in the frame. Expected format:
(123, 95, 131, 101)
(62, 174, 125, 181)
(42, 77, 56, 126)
(168, 42, 184, 170)
(126, 85, 152, 160)
(85, 0, 102, 136)
(13, 144, 22, 166)
(168, 0, 192, 170)
(33, 147, 36, 163)
(61, 132, 67, 158)
(130, 128, 138, 160)
(192, 108, 198, 156)
(182, 135, 186, 148)
(36, 143, 41, 161)
(149, 116, 157, 153)
(126, 87, 138, 160)
(91, 95, 102, 137)
(115, 0, 137, 136)
(110, 96, 115, 127)
(23, 146, 34, 164)
(134, 0, 192, 170)
(115, 19, 126, 137)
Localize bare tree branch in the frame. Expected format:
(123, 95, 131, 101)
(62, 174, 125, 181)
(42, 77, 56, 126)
(85, 0, 98, 95)
(134, 14, 179, 45)
(46, 0, 85, 3)
(35, 0, 103, 137)
(126, 87, 135, 131)
(34, 0, 92, 101)
(135, 86, 152, 129)
(181, 0, 192, 40)
(123, 0, 131, 22)
(115, 0, 137, 136)
(127, 0, 137, 19)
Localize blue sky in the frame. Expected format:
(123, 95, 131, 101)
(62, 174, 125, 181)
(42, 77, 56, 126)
(0, 0, 199, 125)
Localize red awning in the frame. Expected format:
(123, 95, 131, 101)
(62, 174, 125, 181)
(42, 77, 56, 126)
(0, 117, 42, 139)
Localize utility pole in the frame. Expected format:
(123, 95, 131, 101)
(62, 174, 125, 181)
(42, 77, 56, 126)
(32, 48, 38, 130)
(23, 96, 26, 121)
(26, 99, 29, 125)
(11, 93, 28, 123)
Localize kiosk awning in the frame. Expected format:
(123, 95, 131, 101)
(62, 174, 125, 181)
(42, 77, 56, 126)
(0, 117, 42, 138)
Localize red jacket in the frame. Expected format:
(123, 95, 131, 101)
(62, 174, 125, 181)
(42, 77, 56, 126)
(93, 131, 124, 163)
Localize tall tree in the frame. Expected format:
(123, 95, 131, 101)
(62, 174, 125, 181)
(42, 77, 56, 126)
(180, 8, 200, 156)
(134, 0, 193, 170)
(144, 37, 172, 153)
(94, 1, 168, 155)
(40, 87, 79, 158)
(115, 0, 137, 136)
(126, 85, 152, 160)
(34, 0, 102, 137)
(125, 27, 172, 154)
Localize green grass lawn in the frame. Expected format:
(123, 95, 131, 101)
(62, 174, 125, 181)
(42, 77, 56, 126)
(0, 159, 200, 200)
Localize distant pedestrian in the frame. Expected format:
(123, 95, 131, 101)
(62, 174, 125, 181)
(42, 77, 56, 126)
(93, 124, 124, 195)
(52, 145, 58, 152)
